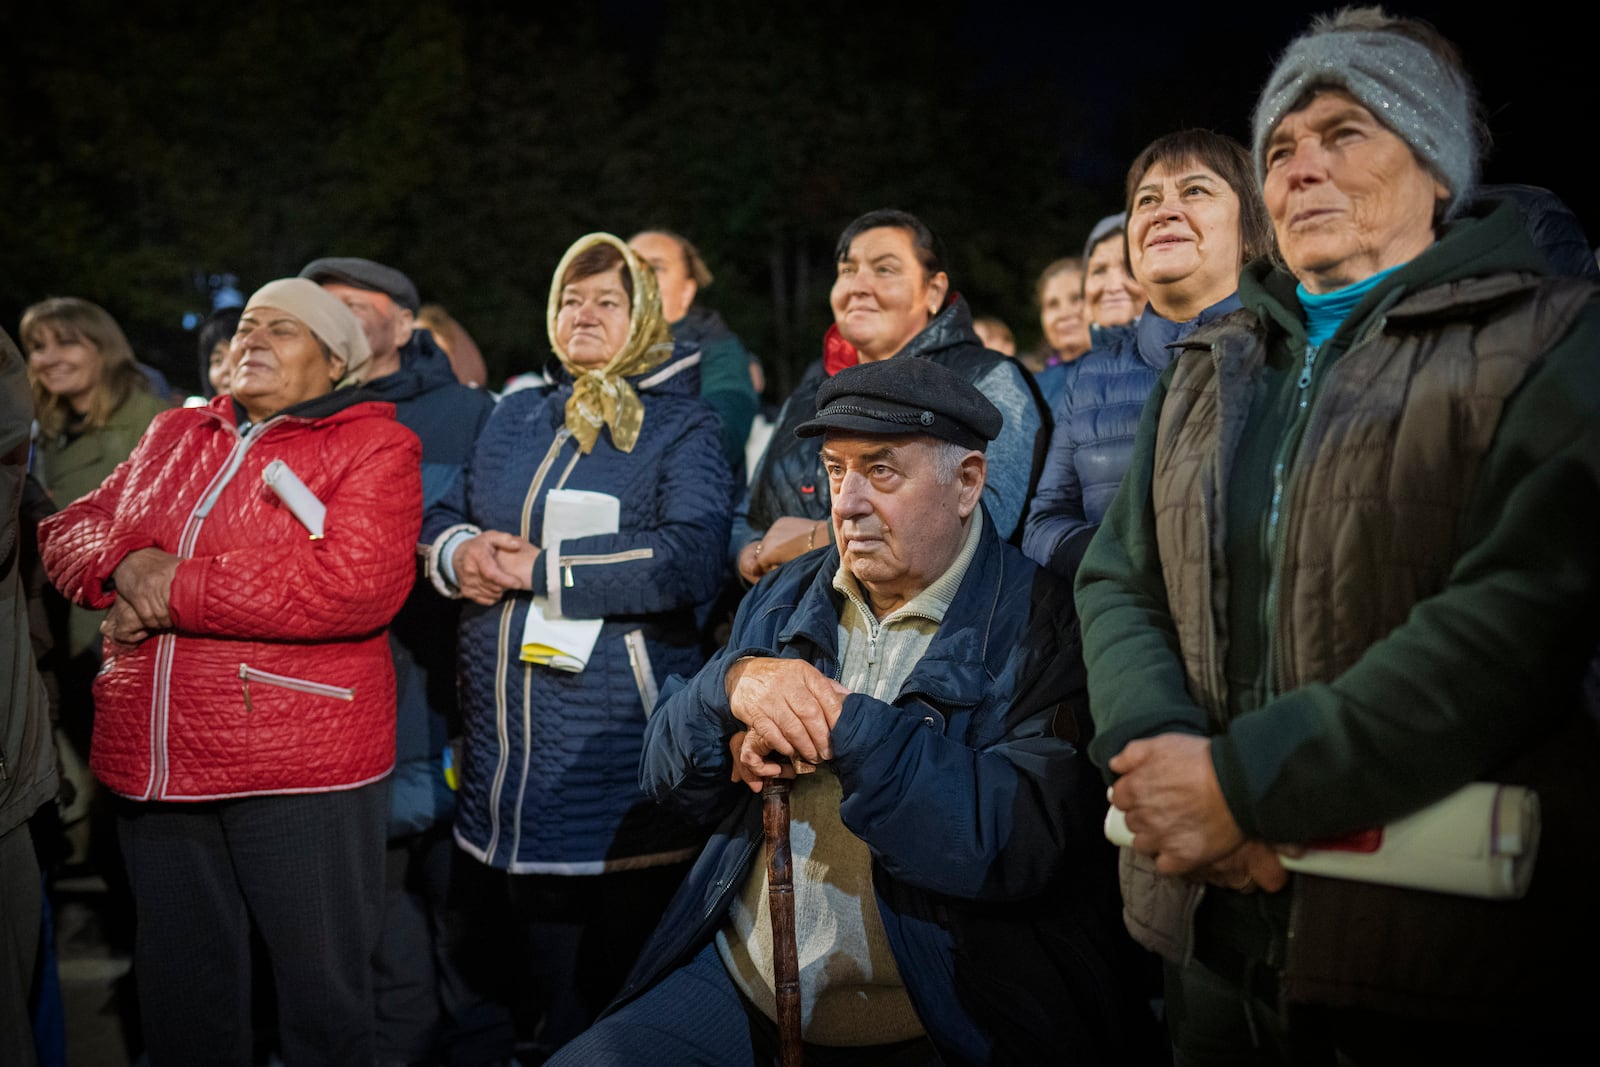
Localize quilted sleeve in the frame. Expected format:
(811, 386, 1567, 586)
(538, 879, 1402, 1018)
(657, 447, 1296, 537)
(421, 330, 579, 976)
(167, 423, 422, 640)
(37, 425, 170, 610)
(547, 406, 733, 620)
(829, 570, 1098, 902)
(1021, 386, 1097, 582)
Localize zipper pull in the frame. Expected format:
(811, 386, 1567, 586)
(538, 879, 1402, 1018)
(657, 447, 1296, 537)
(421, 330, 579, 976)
(1297, 343, 1316, 390)
(563, 562, 575, 588)
(239, 663, 253, 712)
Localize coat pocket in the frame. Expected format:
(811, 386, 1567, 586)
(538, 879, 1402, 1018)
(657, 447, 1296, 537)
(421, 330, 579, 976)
(622, 630, 659, 718)
(238, 663, 355, 712)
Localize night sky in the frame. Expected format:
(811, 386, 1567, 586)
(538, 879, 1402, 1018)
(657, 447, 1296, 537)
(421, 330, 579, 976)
(981, 0, 1591, 236)
(5, 1, 1591, 389)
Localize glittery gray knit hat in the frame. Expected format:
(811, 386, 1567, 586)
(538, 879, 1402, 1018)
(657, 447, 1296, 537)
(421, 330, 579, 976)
(1251, 21, 1476, 218)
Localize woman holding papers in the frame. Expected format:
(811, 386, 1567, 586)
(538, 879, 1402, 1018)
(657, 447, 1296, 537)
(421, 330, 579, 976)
(37, 278, 421, 1065)
(1077, 8, 1600, 1061)
(424, 232, 733, 1056)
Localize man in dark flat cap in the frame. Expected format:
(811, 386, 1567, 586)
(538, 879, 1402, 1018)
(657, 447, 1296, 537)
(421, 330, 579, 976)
(548, 358, 1162, 1066)
(300, 256, 504, 1065)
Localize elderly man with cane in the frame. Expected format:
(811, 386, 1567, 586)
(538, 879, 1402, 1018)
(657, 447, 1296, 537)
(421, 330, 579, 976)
(547, 357, 1163, 1066)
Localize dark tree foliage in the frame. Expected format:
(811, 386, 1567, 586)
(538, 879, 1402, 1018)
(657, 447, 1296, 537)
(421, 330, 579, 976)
(3, 1, 1582, 397)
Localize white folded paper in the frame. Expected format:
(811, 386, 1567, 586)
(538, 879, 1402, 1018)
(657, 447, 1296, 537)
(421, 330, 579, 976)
(520, 489, 620, 671)
(262, 459, 326, 539)
(1103, 781, 1540, 900)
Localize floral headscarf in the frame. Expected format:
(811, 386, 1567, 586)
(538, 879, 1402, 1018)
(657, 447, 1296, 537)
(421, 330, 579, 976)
(545, 233, 674, 453)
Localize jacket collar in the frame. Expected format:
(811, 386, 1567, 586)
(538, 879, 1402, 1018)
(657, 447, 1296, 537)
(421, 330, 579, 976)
(1239, 196, 1547, 351)
(1135, 292, 1243, 371)
(777, 506, 1007, 708)
(360, 328, 459, 404)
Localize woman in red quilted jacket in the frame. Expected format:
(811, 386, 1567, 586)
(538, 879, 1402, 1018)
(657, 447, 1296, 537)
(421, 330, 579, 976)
(39, 278, 422, 1067)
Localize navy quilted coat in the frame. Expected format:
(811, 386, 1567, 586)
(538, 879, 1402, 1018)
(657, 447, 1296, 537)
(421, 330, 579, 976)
(1022, 294, 1241, 581)
(425, 346, 733, 872)
(37, 392, 422, 800)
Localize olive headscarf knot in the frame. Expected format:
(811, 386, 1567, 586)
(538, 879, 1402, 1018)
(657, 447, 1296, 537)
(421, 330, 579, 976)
(546, 233, 674, 453)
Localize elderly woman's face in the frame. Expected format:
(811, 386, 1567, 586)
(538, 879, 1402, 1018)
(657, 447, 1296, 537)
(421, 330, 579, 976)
(831, 227, 947, 362)
(1263, 90, 1448, 294)
(1084, 235, 1147, 328)
(230, 308, 344, 421)
(1128, 159, 1243, 314)
(556, 266, 632, 370)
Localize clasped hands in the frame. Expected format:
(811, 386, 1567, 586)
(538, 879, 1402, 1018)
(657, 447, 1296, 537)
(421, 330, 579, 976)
(1108, 733, 1290, 894)
(451, 529, 542, 606)
(736, 516, 829, 586)
(101, 547, 180, 645)
(723, 657, 850, 793)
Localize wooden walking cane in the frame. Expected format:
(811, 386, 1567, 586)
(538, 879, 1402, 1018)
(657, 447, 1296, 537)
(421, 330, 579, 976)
(763, 775, 803, 1067)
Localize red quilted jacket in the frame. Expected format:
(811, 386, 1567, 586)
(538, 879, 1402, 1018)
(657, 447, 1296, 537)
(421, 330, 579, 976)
(38, 393, 422, 800)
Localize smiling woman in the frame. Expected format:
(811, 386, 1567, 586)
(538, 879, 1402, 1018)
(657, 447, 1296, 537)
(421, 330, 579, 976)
(735, 208, 1048, 590)
(1078, 8, 1600, 1059)
(36, 275, 418, 1065)
(229, 278, 372, 423)
(1023, 129, 1270, 582)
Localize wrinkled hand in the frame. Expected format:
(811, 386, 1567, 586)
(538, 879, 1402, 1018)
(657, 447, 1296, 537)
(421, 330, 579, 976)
(727, 730, 818, 793)
(1193, 841, 1289, 894)
(493, 540, 542, 591)
(452, 530, 528, 606)
(738, 516, 828, 585)
(100, 596, 153, 645)
(1108, 733, 1245, 875)
(725, 657, 849, 765)
(110, 548, 178, 632)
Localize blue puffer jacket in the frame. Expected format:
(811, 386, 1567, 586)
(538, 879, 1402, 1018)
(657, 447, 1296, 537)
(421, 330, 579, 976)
(370, 329, 496, 838)
(613, 514, 1159, 1065)
(1022, 294, 1241, 581)
(423, 344, 733, 872)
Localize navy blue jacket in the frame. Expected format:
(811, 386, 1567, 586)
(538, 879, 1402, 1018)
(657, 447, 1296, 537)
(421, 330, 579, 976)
(615, 514, 1157, 1064)
(1023, 294, 1241, 582)
(424, 344, 733, 871)
(370, 328, 496, 837)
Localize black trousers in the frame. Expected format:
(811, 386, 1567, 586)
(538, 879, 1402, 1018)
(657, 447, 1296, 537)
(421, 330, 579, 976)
(373, 826, 516, 1067)
(470, 859, 692, 1062)
(117, 779, 389, 1067)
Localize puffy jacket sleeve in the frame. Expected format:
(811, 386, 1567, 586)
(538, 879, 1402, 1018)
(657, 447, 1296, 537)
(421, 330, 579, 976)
(638, 580, 787, 824)
(167, 423, 422, 641)
(1074, 370, 1211, 775)
(37, 417, 175, 610)
(547, 405, 733, 619)
(830, 570, 1099, 903)
(1022, 384, 1098, 581)
(972, 360, 1042, 541)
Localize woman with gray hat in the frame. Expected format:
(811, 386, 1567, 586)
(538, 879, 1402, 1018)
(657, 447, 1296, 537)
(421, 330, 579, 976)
(38, 278, 422, 1066)
(1082, 212, 1147, 332)
(1079, 7, 1600, 1061)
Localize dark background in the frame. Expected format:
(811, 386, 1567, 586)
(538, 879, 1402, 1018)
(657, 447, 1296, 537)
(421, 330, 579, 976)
(2, 0, 1588, 398)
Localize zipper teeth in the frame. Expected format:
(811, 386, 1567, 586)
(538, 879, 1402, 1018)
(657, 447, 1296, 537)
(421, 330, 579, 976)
(489, 428, 572, 863)
(560, 547, 653, 588)
(1263, 342, 1322, 697)
(153, 419, 270, 798)
(560, 548, 653, 566)
(511, 663, 534, 860)
(237, 663, 355, 700)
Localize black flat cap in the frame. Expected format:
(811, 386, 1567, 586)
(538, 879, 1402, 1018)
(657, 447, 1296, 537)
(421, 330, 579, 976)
(299, 257, 420, 312)
(796, 357, 1002, 451)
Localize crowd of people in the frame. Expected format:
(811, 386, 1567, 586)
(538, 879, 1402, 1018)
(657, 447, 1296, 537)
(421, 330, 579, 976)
(4, 7, 1600, 1066)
